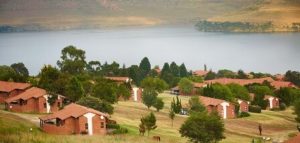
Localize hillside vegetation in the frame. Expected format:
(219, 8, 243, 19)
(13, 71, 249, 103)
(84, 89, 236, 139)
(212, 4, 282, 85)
(203, 0, 300, 32)
(0, 0, 257, 31)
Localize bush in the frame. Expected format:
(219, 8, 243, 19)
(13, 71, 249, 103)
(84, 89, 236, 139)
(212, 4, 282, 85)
(279, 103, 287, 110)
(106, 123, 120, 129)
(112, 127, 128, 134)
(249, 105, 261, 113)
(238, 112, 250, 118)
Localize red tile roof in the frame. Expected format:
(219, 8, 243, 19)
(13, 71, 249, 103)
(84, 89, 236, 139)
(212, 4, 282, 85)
(193, 70, 209, 76)
(284, 133, 300, 143)
(39, 103, 109, 121)
(271, 81, 296, 89)
(0, 81, 31, 92)
(5, 87, 46, 103)
(104, 77, 130, 82)
(199, 96, 227, 106)
(204, 77, 274, 86)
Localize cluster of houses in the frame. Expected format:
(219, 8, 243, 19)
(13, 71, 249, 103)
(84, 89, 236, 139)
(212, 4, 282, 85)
(0, 77, 142, 135)
(172, 75, 295, 119)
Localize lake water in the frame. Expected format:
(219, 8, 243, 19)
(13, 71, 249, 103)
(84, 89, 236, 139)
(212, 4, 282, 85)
(0, 25, 299, 75)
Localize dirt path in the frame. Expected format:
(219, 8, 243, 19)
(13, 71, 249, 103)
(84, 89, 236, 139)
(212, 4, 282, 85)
(0, 110, 41, 126)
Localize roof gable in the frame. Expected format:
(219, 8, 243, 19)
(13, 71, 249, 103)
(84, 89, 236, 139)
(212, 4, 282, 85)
(0, 81, 31, 92)
(5, 87, 46, 103)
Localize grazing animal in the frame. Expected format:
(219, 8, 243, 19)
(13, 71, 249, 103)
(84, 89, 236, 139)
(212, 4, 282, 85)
(152, 136, 161, 142)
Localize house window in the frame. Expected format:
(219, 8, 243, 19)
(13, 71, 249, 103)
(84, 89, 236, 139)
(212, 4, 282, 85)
(100, 122, 104, 128)
(85, 123, 88, 130)
(44, 103, 47, 108)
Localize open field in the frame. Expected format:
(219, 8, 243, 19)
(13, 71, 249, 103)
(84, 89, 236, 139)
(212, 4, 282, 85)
(0, 92, 299, 143)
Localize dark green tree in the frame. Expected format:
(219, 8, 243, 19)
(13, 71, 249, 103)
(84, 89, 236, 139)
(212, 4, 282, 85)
(77, 96, 114, 114)
(10, 62, 29, 82)
(38, 65, 62, 93)
(86, 60, 101, 73)
(117, 84, 131, 100)
(276, 87, 300, 106)
(170, 62, 179, 76)
(203, 84, 234, 102)
(142, 88, 158, 109)
(139, 57, 151, 75)
(248, 85, 273, 109)
(237, 70, 248, 79)
(179, 112, 225, 143)
(217, 69, 236, 78)
(179, 63, 188, 77)
(205, 71, 217, 80)
(57, 45, 86, 74)
(285, 70, 300, 87)
(178, 78, 194, 95)
(92, 79, 118, 104)
(65, 77, 84, 102)
(0, 65, 16, 81)
(153, 97, 164, 112)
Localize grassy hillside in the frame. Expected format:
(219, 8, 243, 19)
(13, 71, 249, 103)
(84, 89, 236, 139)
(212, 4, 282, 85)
(205, 0, 300, 32)
(0, 93, 298, 143)
(0, 0, 257, 31)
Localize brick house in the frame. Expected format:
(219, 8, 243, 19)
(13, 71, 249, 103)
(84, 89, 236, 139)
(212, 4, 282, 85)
(0, 81, 31, 103)
(5, 87, 63, 113)
(237, 99, 249, 112)
(39, 103, 109, 135)
(264, 95, 280, 109)
(199, 96, 236, 119)
(105, 76, 142, 102)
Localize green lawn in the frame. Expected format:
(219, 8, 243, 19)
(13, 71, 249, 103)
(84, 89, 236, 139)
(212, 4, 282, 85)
(0, 92, 298, 143)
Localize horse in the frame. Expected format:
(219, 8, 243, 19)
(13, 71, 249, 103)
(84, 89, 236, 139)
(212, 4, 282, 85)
(152, 136, 161, 142)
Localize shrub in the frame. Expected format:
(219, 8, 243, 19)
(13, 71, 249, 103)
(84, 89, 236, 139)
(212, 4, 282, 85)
(249, 105, 261, 113)
(112, 127, 128, 134)
(106, 123, 120, 129)
(238, 112, 250, 118)
(279, 103, 287, 110)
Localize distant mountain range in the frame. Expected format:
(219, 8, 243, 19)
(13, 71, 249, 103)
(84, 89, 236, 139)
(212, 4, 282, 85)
(0, 0, 299, 32)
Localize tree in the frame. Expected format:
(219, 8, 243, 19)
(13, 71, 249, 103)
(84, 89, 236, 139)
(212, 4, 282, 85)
(38, 65, 62, 93)
(77, 96, 114, 114)
(171, 96, 182, 114)
(128, 65, 143, 86)
(141, 77, 168, 93)
(205, 71, 217, 80)
(285, 70, 300, 87)
(227, 83, 250, 101)
(237, 70, 248, 79)
(139, 57, 151, 75)
(92, 79, 118, 104)
(179, 112, 225, 143)
(170, 62, 179, 76)
(65, 77, 84, 102)
(86, 60, 101, 73)
(276, 87, 300, 106)
(189, 96, 206, 113)
(248, 85, 273, 109)
(153, 97, 164, 112)
(10, 62, 29, 82)
(217, 69, 236, 78)
(0, 65, 16, 81)
(57, 45, 86, 74)
(203, 84, 234, 102)
(140, 112, 157, 136)
(179, 63, 188, 77)
(117, 84, 131, 100)
(142, 88, 158, 109)
(169, 109, 175, 127)
(178, 78, 194, 95)
(294, 99, 300, 123)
